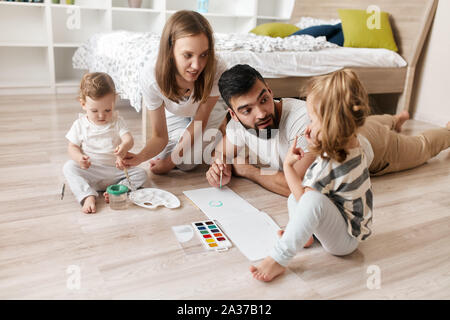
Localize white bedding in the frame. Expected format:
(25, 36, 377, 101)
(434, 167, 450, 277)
(73, 31, 407, 112)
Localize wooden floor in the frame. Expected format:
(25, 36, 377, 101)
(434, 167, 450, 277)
(0, 95, 449, 300)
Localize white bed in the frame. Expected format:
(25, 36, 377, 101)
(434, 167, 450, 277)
(73, 31, 406, 112)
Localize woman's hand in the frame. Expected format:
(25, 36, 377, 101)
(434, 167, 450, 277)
(284, 136, 304, 168)
(149, 157, 176, 175)
(121, 152, 143, 168)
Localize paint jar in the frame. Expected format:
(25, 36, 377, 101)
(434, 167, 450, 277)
(106, 184, 129, 210)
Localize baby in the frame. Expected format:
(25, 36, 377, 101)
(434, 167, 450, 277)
(63, 72, 147, 213)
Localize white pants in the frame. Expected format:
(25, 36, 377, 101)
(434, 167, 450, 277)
(270, 191, 359, 267)
(63, 160, 147, 204)
(155, 100, 227, 171)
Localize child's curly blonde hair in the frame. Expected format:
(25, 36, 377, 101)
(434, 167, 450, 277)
(79, 72, 116, 102)
(305, 69, 370, 163)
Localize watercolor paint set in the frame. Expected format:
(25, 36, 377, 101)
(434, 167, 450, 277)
(191, 220, 232, 251)
(171, 220, 232, 255)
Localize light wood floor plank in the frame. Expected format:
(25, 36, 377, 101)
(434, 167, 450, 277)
(0, 95, 448, 299)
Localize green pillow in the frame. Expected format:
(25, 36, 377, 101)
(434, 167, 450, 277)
(250, 23, 300, 38)
(338, 9, 398, 52)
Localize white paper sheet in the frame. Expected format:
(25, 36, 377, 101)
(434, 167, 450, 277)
(183, 187, 281, 261)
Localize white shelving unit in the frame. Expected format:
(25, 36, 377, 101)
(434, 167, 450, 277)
(0, 0, 294, 95)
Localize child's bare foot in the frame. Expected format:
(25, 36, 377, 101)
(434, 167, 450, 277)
(393, 111, 410, 132)
(249, 256, 286, 282)
(277, 230, 314, 248)
(103, 191, 110, 203)
(82, 196, 96, 214)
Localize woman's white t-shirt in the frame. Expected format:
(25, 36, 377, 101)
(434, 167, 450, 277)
(139, 57, 228, 117)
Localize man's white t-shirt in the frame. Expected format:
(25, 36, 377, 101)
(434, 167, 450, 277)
(226, 98, 311, 171)
(65, 113, 129, 167)
(139, 57, 228, 117)
(225, 98, 375, 171)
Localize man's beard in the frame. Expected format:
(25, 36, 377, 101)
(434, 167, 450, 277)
(236, 107, 279, 140)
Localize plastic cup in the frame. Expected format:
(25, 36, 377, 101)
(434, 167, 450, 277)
(106, 184, 129, 210)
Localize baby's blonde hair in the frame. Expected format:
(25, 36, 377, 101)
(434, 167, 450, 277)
(79, 72, 116, 103)
(305, 69, 370, 163)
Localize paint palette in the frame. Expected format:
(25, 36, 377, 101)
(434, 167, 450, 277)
(192, 220, 232, 251)
(129, 188, 180, 209)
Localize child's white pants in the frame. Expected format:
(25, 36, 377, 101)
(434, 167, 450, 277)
(63, 160, 147, 204)
(270, 190, 359, 267)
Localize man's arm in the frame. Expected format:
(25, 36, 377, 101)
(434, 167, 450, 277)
(233, 152, 316, 197)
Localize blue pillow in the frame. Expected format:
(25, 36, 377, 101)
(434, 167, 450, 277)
(290, 23, 344, 46)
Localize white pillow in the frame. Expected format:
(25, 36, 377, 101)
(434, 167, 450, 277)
(295, 16, 341, 29)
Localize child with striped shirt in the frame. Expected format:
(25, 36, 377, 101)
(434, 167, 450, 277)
(250, 69, 373, 282)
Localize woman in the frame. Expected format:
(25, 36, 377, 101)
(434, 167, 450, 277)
(122, 10, 227, 173)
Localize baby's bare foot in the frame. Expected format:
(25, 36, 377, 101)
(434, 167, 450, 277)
(304, 236, 314, 248)
(394, 111, 410, 132)
(103, 191, 110, 204)
(82, 196, 96, 214)
(249, 256, 286, 282)
(277, 229, 314, 248)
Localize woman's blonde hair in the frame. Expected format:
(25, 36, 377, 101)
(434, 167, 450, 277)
(155, 10, 216, 104)
(305, 69, 370, 163)
(79, 72, 116, 102)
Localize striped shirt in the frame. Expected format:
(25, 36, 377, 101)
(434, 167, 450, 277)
(302, 146, 373, 241)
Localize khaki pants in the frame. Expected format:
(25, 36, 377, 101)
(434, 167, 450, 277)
(359, 115, 450, 176)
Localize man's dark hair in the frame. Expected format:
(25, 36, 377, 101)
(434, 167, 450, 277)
(218, 64, 266, 109)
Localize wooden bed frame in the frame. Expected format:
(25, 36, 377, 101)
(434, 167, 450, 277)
(142, 0, 437, 141)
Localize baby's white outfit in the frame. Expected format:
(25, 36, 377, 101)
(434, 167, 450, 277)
(63, 113, 147, 204)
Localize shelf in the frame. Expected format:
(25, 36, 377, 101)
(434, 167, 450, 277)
(54, 47, 85, 85)
(0, 81, 51, 89)
(0, 1, 45, 8)
(52, 7, 110, 43)
(0, 4, 47, 44)
(50, 4, 107, 11)
(0, 42, 48, 47)
(112, 10, 164, 33)
(204, 16, 256, 34)
(112, 0, 164, 10)
(54, 42, 83, 48)
(55, 79, 82, 87)
(202, 12, 254, 19)
(166, 0, 255, 17)
(0, 47, 50, 87)
(111, 7, 160, 13)
(0, 0, 283, 94)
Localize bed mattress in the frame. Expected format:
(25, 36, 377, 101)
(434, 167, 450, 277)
(73, 31, 407, 111)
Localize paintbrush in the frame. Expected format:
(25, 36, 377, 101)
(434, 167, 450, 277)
(61, 183, 65, 200)
(123, 168, 135, 191)
(219, 169, 223, 189)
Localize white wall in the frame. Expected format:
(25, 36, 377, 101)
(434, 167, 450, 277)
(410, 0, 450, 126)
